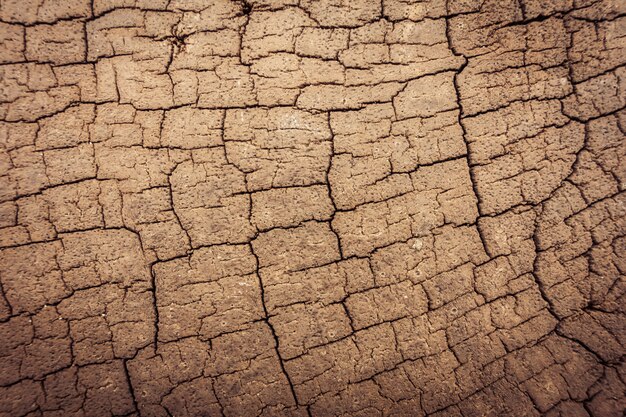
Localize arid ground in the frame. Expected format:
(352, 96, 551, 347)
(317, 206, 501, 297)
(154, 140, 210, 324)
(0, 0, 625, 416)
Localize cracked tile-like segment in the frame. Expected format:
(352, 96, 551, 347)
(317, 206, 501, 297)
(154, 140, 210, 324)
(0, 0, 625, 416)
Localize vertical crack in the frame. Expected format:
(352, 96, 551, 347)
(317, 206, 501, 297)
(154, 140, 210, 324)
(122, 359, 140, 415)
(444, 10, 490, 258)
(248, 242, 301, 409)
(326, 111, 345, 260)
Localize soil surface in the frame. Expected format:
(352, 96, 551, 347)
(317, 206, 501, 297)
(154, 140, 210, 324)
(0, 0, 625, 416)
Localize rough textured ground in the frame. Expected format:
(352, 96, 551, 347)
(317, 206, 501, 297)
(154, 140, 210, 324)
(0, 0, 625, 416)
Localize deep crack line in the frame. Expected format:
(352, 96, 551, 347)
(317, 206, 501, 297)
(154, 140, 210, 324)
(248, 242, 302, 408)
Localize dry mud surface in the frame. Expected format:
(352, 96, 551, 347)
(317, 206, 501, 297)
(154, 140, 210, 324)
(0, 0, 625, 416)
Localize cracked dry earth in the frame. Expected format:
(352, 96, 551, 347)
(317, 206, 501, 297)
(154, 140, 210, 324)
(1, 0, 626, 416)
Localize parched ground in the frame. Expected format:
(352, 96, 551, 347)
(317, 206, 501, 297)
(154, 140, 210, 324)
(0, 0, 625, 416)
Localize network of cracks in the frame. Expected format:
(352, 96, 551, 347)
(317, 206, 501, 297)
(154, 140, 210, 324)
(0, 0, 625, 416)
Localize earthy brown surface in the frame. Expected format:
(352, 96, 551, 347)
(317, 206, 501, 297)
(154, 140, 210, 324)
(0, 0, 625, 416)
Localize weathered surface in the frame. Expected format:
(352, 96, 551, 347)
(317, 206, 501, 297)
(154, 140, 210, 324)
(0, 0, 625, 416)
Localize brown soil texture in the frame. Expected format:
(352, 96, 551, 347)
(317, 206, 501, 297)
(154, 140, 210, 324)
(1, 0, 625, 416)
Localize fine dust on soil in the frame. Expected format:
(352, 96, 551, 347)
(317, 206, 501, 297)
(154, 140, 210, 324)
(0, 0, 625, 416)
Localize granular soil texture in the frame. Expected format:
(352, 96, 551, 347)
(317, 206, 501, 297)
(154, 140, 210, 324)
(0, 0, 625, 416)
